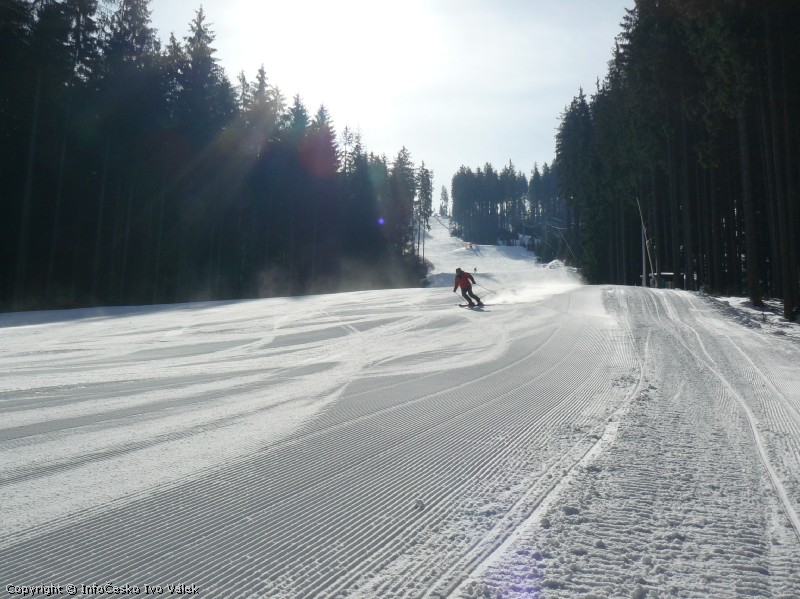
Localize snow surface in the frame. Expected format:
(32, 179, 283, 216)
(2, 217, 799, 598)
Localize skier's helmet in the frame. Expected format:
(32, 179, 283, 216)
(456, 267, 462, 274)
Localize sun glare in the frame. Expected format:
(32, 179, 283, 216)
(223, 0, 442, 121)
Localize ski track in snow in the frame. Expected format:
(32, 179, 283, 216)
(456, 288, 800, 599)
(1, 218, 799, 598)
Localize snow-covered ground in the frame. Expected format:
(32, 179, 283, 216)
(2, 217, 799, 598)
(706, 295, 800, 342)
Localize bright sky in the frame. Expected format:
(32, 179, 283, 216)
(149, 0, 633, 191)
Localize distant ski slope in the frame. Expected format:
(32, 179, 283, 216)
(1, 218, 799, 597)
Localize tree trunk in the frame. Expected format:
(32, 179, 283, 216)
(779, 22, 799, 318)
(709, 169, 723, 294)
(758, 72, 781, 298)
(737, 104, 763, 306)
(666, 136, 683, 289)
(695, 162, 706, 290)
(766, 6, 796, 319)
(680, 94, 694, 291)
(14, 71, 42, 307)
(153, 190, 165, 303)
(649, 164, 662, 288)
(46, 115, 71, 302)
(725, 151, 739, 295)
(120, 187, 134, 302)
(91, 138, 111, 302)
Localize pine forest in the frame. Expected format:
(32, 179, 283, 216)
(3, 0, 800, 322)
(450, 0, 799, 321)
(2, 0, 434, 311)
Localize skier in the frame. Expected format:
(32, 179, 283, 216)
(453, 267, 483, 307)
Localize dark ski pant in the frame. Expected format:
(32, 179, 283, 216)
(460, 286, 481, 305)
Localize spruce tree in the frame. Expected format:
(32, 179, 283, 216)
(439, 185, 449, 217)
(387, 146, 416, 255)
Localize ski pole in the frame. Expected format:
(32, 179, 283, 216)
(475, 283, 496, 295)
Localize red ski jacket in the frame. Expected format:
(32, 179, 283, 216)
(453, 271, 476, 290)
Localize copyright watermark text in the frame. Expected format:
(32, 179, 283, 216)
(5, 583, 199, 596)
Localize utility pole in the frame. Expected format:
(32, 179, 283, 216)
(636, 197, 654, 288)
(642, 225, 647, 287)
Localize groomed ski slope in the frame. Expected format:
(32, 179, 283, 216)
(1, 217, 799, 598)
